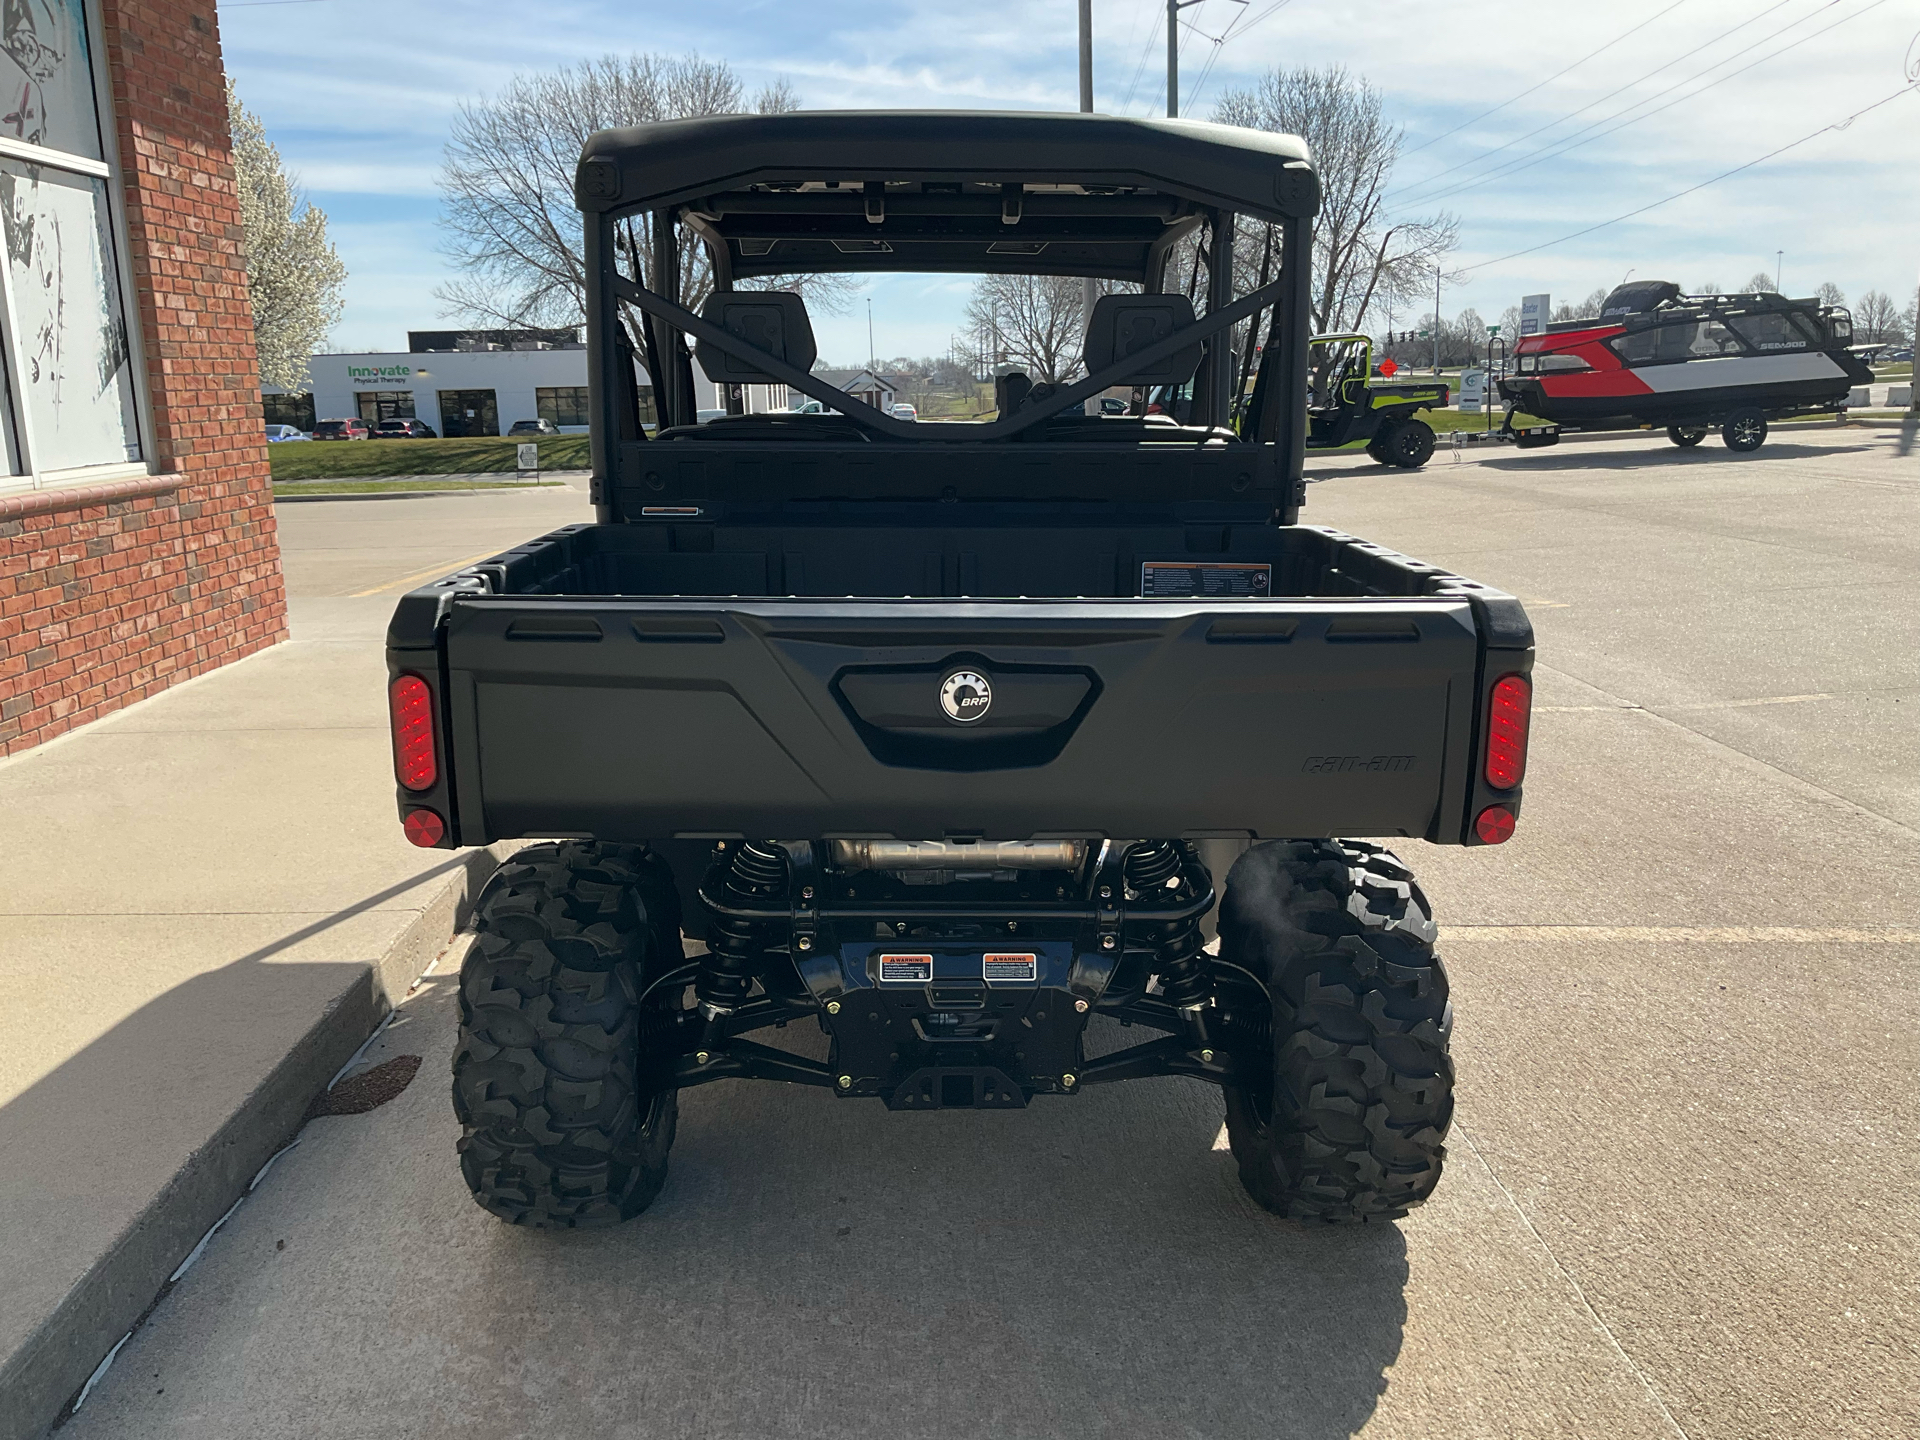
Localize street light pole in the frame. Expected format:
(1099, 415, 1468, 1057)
(1776, 249, 1784, 292)
(1433, 264, 1442, 374)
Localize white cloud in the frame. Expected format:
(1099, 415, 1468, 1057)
(221, 0, 1920, 351)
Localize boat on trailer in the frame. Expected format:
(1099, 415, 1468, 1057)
(1498, 281, 1872, 452)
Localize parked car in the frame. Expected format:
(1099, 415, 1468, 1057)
(310, 418, 370, 440)
(1887, 348, 1914, 363)
(889, 402, 917, 420)
(507, 418, 559, 436)
(374, 418, 438, 439)
(263, 423, 308, 442)
(695, 408, 727, 424)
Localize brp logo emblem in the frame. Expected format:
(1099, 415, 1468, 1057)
(939, 670, 993, 725)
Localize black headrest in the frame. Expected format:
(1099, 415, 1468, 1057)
(1084, 293, 1203, 385)
(696, 290, 817, 383)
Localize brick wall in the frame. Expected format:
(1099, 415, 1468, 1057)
(0, 0, 287, 758)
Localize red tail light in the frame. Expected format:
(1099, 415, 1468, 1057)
(389, 674, 437, 791)
(1475, 805, 1515, 845)
(1484, 674, 1531, 790)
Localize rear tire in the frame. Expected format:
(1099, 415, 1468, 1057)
(1667, 425, 1707, 448)
(1218, 840, 1453, 1223)
(1365, 437, 1391, 465)
(453, 841, 682, 1228)
(1721, 409, 1767, 452)
(1381, 418, 1435, 468)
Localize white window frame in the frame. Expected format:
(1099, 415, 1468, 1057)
(0, 0, 156, 499)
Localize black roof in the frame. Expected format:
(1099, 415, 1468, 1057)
(575, 111, 1318, 282)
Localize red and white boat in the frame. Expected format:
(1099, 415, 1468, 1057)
(1499, 281, 1872, 452)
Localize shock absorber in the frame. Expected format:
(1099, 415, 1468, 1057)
(1125, 841, 1213, 1049)
(698, 841, 789, 1049)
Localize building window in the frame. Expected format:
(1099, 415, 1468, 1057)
(0, 1, 145, 490)
(437, 389, 498, 437)
(535, 385, 589, 427)
(262, 393, 316, 430)
(355, 390, 415, 422)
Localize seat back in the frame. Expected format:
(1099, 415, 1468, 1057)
(1083, 294, 1203, 385)
(696, 290, 817, 383)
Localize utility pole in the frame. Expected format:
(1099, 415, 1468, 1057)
(1166, 0, 1242, 117)
(866, 297, 875, 373)
(1080, 0, 1098, 410)
(1776, 249, 1784, 292)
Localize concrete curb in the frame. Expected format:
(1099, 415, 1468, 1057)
(4, 842, 517, 1440)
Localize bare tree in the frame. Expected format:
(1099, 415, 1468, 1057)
(435, 53, 837, 329)
(1854, 289, 1897, 343)
(1213, 66, 1455, 335)
(1551, 289, 1608, 323)
(1694, 280, 1721, 295)
(963, 274, 1090, 384)
(1815, 281, 1846, 309)
(1901, 287, 1918, 347)
(1741, 271, 1778, 294)
(227, 83, 346, 390)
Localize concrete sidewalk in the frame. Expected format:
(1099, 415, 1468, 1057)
(0, 595, 512, 1439)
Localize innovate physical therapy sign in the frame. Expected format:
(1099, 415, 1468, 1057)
(345, 364, 415, 382)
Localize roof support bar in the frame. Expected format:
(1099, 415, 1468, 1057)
(610, 267, 1291, 442)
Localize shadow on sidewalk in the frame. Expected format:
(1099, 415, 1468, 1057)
(0, 857, 478, 1440)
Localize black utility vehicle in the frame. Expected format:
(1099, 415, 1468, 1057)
(384, 113, 1535, 1229)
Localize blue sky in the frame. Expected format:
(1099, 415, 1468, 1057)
(216, 0, 1920, 363)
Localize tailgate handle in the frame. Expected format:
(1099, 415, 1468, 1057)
(632, 617, 725, 644)
(1325, 617, 1420, 642)
(1207, 617, 1296, 644)
(506, 616, 602, 642)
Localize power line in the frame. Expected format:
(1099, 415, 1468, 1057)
(1458, 78, 1918, 276)
(1185, 0, 1301, 116)
(1389, 0, 1815, 201)
(1405, 0, 1893, 208)
(1402, 1, 1689, 156)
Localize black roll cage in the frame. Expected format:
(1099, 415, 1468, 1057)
(578, 117, 1316, 526)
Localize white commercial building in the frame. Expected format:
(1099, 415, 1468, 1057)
(264, 328, 790, 436)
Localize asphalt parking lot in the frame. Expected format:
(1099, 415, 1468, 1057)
(63, 427, 1917, 1440)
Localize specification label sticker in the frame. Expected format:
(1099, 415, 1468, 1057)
(877, 953, 934, 984)
(982, 952, 1038, 984)
(1140, 561, 1272, 598)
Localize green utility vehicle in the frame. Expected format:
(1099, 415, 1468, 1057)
(1306, 333, 1448, 467)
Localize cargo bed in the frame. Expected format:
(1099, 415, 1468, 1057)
(387, 518, 1531, 848)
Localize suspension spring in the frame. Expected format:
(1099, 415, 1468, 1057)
(698, 841, 789, 1019)
(1125, 841, 1212, 1016)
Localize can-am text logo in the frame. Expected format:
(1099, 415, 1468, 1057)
(939, 670, 992, 724)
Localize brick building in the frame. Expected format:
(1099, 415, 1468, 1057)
(0, 0, 286, 758)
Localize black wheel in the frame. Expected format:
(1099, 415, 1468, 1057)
(1217, 840, 1453, 1223)
(1667, 425, 1707, 448)
(1721, 409, 1767, 452)
(1381, 418, 1435, 468)
(1365, 434, 1392, 465)
(453, 841, 684, 1228)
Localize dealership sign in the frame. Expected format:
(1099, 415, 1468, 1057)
(346, 364, 414, 382)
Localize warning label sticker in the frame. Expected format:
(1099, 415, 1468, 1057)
(982, 952, 1038, 985)
(1140, 561, 1272, 598)
(877, 953, 934, 984)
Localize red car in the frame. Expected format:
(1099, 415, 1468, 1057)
(311, 418, 372, 440)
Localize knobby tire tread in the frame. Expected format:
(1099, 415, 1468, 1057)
(453, 841, 680, 1228)
(1218, 839, 1453, 1223)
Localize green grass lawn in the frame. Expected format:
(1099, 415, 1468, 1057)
(271, 478, 567, 498)
(268, 435, 591, 481)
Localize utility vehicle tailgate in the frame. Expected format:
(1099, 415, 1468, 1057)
(421, 596, 1502, 845)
